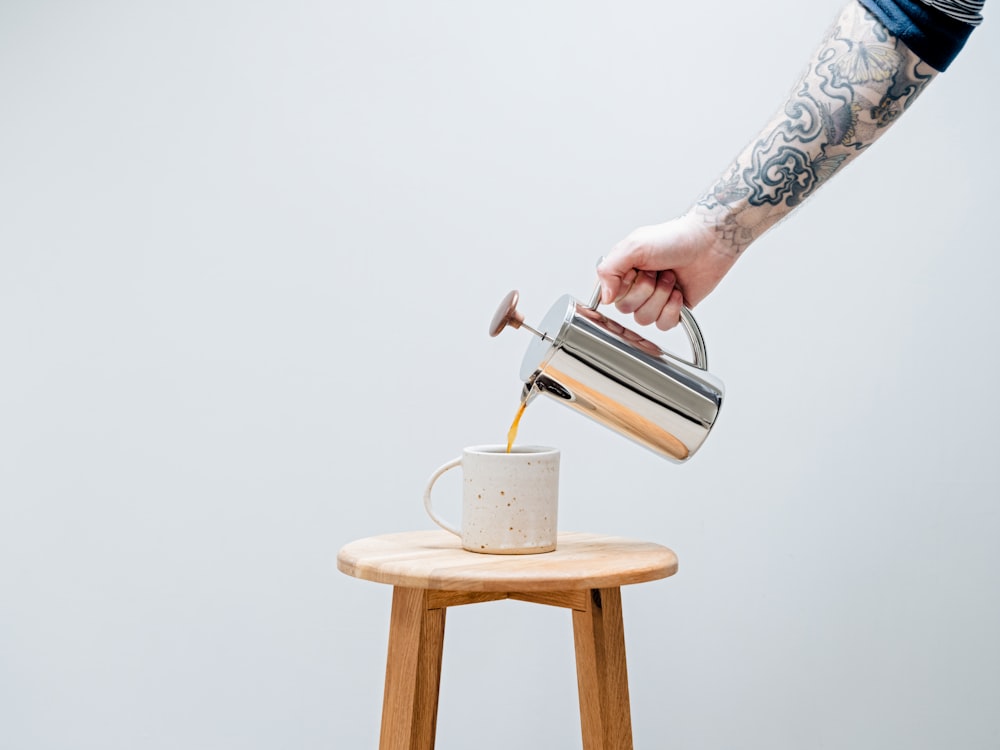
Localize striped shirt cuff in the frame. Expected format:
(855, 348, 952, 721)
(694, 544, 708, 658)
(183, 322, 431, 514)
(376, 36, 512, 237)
(921, 0, 984, 25)
(857, 0, 980, 70)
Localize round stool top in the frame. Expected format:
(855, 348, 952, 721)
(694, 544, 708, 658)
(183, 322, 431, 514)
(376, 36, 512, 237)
(337, 530, 678, 592)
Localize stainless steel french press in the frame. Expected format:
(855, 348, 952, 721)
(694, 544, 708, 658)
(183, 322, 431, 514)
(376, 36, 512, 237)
(490, 283, 724, 462)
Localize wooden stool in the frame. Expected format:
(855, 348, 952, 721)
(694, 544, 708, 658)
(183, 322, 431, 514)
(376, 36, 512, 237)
(337, 530, 678, 750)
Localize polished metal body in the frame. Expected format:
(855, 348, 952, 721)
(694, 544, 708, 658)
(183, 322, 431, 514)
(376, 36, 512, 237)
(516, 294, 724, 462)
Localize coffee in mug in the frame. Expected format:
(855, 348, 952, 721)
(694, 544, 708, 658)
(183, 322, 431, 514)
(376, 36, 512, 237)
(423, 445, 559, 554)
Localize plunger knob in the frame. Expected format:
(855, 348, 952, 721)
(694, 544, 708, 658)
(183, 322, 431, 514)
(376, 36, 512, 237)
(489, 290, 525, 337)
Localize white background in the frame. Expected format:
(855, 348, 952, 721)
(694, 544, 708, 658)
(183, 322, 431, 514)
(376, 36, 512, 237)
(2, 1, 998, 748)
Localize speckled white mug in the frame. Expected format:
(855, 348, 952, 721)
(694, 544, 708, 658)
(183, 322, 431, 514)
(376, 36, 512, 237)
(423, 445, 560, 554)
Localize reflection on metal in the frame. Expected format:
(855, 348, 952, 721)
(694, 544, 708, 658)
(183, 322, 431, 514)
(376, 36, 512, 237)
(503, 293, 724, 462)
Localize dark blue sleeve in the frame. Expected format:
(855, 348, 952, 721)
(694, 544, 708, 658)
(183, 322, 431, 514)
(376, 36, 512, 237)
(857, 0, 977, 70)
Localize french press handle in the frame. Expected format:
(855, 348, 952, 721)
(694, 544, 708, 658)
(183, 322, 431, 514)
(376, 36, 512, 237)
(587, 275, 709, 371)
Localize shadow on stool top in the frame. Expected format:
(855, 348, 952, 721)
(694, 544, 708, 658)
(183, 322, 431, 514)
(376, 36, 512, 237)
(337, 530, 678, 593)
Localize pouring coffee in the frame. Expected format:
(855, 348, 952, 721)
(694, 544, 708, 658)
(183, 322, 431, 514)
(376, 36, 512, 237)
(490, 281, 724, 462)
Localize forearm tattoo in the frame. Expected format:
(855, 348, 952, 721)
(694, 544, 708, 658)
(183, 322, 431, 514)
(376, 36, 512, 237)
(695, 1, 937, 254)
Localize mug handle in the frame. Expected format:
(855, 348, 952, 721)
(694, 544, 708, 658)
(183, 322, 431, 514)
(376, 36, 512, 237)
(423, 458, 462, 536)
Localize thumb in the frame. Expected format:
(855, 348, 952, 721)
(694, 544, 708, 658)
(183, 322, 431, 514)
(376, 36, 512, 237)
(597, 252, 637, 305)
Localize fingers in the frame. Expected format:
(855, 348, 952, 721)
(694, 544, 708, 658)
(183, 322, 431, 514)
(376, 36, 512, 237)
(655, 286, 685, 331)
(597, 251, 684, 329)
(631, 271, 676, 325)
(624, 272, 683, 330)
(615, 270, 654, 315)
(606, 268, 684, 330)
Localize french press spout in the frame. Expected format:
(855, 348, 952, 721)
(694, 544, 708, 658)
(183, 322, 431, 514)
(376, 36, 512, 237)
(490, 283, 724, 462)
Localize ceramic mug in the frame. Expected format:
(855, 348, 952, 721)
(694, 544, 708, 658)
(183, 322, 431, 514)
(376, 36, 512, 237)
(423, 445, 560, 554)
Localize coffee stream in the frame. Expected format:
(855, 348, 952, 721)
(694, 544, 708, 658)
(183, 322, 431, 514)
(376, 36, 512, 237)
(506, 400, 527, 453)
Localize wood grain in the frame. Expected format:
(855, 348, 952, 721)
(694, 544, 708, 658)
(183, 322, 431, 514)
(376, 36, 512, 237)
(573, 588, 633, 750)
(341, 532, 678, 749)
(379, 587, 445, 750)
(337, 530, 678, 593)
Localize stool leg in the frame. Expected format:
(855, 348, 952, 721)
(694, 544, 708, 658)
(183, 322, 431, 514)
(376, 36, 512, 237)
(572, 587, 633, 750)
(379, 586, 446, 750)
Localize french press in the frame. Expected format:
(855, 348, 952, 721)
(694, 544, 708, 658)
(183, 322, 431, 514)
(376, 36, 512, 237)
(490, 282, 724, 462)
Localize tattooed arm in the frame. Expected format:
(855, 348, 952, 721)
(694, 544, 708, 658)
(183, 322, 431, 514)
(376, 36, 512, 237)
(597, 0, 941, 330)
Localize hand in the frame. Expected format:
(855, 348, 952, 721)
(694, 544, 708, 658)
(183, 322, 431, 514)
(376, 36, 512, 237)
(597, 213, 739, 330)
